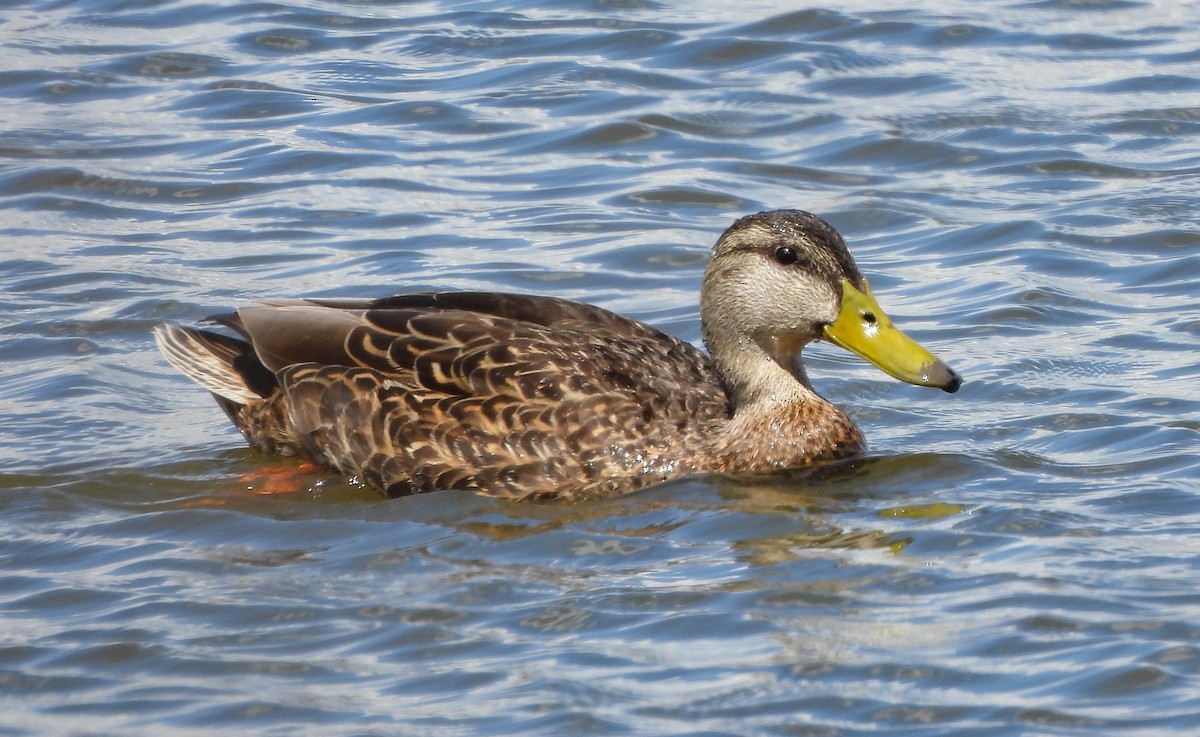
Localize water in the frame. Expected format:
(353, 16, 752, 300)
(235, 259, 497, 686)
(1, 0, 1198, 734)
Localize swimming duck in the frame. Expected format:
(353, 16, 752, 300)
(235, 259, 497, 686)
(155, 209, 960, 500)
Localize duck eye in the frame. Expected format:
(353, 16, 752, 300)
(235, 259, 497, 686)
(773, 246, 798, 266)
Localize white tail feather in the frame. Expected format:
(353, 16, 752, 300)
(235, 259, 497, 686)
(153, 323, 260, 404)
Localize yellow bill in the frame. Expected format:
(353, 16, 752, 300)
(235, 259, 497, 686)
(822, 279, 961, 393)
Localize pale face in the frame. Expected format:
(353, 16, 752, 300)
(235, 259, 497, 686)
(702, 242, 841, 348)
(700, 210, 857, 356)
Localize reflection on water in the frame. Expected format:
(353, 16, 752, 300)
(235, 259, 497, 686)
(2, 0, 1199, 734)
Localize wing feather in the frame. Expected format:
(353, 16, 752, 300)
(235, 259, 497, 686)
(209, 292, 729, 498)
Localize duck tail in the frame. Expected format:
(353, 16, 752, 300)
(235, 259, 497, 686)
(153, 323, 276, 405)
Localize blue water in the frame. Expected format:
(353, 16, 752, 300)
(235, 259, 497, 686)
(1, 0, 1198, 734)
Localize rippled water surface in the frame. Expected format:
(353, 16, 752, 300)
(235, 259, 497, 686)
(2, 0, 1199, 734)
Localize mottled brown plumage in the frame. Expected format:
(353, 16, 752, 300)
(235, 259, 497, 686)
(155, 210, 960, 500)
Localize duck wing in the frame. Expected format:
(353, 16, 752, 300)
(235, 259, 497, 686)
(227, 293, 730, 499)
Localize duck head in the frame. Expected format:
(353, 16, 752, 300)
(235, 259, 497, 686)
(700, 209, 961, 403)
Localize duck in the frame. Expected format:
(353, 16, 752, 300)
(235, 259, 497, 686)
(155, 209, 961, 500)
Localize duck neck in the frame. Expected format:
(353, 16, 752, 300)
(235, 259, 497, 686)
(703, 327, 864, 469)
(705, 322, 815, 408)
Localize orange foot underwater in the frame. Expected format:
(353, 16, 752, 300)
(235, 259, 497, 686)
(237, 460, 327, 495)
(179, 461, 327, 507)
